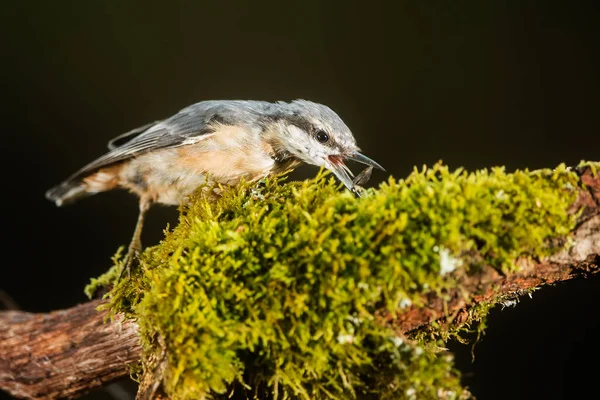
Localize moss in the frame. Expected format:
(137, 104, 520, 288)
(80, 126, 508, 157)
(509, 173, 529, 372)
(578, 160, 598, 177)
(85, 248, 124, 299)
(88, 162, 584, 399)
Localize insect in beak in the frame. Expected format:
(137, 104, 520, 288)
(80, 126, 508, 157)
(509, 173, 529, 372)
(327, 152, 385, 195)
(350, 166, 374, 197)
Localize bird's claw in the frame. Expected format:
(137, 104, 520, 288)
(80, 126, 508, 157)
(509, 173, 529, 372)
(118, 249, 141, 282)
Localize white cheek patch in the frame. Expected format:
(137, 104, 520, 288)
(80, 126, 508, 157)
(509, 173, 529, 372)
(281, 124, 342, 167)
(282, 125, 313, 162)
(285, 125, 308, 148)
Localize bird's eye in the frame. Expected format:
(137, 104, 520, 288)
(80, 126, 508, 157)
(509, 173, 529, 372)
(315, 130, 330, 143)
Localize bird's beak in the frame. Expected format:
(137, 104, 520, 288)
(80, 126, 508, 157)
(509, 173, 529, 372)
(347, 152, 386, 172)
(327, 151, 385, 192)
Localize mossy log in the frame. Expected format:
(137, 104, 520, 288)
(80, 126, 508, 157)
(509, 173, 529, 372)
(1, 163, 599, 399)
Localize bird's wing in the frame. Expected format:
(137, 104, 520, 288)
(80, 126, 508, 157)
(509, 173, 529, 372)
(69, 104, 230, 181)
(106, 121, 161, 150)
(66, 100, 273, 182)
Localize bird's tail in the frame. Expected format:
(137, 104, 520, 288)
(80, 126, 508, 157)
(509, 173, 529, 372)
(45, 180, 91, 207)
(46, 165, 122, 206)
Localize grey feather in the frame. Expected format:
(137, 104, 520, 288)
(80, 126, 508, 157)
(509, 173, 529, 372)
(283, 100, 350, 134)
(107, 121, 161, 150)
(45, 181, 88, 206)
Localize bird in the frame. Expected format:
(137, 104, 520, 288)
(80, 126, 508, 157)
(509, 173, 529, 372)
(46, 99, 384, 275)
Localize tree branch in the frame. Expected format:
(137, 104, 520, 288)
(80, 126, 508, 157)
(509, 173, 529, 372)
(0, 302, 141, 399)
(2, 166, 599, 399)
(388, 215, 600, 333)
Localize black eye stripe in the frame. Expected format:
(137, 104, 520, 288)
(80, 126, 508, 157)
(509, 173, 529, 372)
(275, 114, 335, 146)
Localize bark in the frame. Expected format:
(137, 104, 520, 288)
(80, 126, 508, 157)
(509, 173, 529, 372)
(1, 166, 599, 399)
(0, 302, 141, 399)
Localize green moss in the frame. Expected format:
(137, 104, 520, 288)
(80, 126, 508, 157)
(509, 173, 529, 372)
(85, 248, 124, 299)
(578, 160, 598, 176)
(89, 162, 584, 399)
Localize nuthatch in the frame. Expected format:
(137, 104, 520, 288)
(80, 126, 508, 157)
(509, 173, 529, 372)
(46, 100, 384, 273)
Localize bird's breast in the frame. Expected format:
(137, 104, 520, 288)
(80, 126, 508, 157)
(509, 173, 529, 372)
(119, 128, 293, 205)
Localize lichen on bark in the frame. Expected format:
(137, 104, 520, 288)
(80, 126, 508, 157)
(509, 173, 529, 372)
(87, 162, 588, 400)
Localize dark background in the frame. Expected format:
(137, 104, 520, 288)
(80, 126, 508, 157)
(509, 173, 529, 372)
(2, 1, 599, 399)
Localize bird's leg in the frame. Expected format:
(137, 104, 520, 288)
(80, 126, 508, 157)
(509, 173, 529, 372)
(120, 198, 151, 279)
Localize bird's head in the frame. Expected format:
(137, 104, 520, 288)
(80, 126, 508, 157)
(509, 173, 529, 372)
(272, 99, 384, 191)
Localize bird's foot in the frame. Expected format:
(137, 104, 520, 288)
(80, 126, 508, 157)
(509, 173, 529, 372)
(118, 248, 141, 282)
